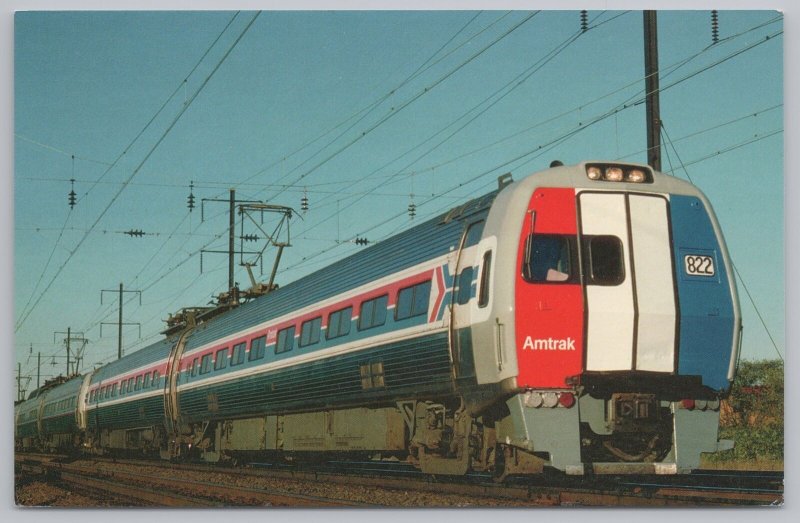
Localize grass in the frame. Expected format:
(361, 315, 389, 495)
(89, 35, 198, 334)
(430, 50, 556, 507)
(699, 456, 783, 471)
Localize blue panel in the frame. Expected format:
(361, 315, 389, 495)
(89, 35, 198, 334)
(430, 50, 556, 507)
(670, 195, 735, 391)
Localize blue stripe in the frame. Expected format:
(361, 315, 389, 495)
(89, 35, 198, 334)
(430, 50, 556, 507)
(178, 332, 454, 422)
(670, 195, 735, 391)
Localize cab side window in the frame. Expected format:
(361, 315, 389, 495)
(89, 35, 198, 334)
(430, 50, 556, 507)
(585, 235, 625, 285)
(522, 234, 576, 283)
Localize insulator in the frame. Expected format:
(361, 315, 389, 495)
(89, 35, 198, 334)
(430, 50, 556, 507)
(580, 10, 588, 32)
(408, 202, 416, 219)
(241, 234, 259, 242)
(187, 181, 195, 211)
(355, 237, 369, 246)
(301, 195, 309, 212)
(68, 178, 77, 209)
(711, 10, 719, 44)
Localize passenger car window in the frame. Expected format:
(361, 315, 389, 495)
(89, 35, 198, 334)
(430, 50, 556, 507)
(276, 326, 296, 354)
(249, 336, 266, 361)
(327, 307, 353, 339)
(200, 353, 213, 374)
(396, 281, 431, 320)
(215, 348, 229, 370)
(231, 343, 246, 366)
(300, 317, 322, 347)
(359, 295, 388, 330)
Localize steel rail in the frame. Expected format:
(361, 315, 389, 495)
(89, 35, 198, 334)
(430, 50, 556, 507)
(15, 452, 783, 507)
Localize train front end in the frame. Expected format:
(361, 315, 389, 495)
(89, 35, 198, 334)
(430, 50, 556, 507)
(479, 161, 741, 475)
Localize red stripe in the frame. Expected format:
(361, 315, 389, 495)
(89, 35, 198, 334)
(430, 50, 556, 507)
(430, 266, 445, 323)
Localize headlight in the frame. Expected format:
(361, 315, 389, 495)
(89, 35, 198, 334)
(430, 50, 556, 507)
(585, 163, 653, 183)
(627, 169, 646, 183)
(524, 391, 543, 408)
(541, 392, 559, 408)
(605, 167, 624, 181)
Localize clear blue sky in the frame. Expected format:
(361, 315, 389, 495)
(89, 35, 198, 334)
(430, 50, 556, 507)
(10, 6, 786, 390)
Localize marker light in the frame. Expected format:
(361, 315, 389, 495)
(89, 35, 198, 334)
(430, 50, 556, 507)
(695, 399, 708, 411)
(524, 392, 543, 408)
(605, 167, 624, 181)
(680, 399, 696, 410)
(558, 392, 576, 408)
(542, 392, 559, 408)
(587, 166, 603, 180)
(627, 169, 647, 183)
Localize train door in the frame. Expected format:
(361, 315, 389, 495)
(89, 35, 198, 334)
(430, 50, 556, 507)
(449, 220, 485, 380)
(515, 188, 584, 388)
(578, 192, 677, 373)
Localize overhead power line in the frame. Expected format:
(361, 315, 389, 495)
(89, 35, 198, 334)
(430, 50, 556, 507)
(15, 11, 261, 333)
(266, 12, 541, 202)
(15, 12, 243, 332)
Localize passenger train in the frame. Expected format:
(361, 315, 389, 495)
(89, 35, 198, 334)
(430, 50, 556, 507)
(15, 161, 741, 477)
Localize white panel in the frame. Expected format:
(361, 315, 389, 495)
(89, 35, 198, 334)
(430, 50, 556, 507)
(629, 195, 676, 372)
(580, 193, 635, 371)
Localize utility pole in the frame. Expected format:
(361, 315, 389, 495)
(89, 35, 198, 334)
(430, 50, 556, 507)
(229, 189, 235, 290)
(17, 363, 21, 402)
(37, 352, 41, 390)
(54, 328, 87, 376)
(101, 283, 141, 359)
(643, 10, 662, 172)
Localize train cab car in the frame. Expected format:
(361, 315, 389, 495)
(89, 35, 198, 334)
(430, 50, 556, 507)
(468, 161, 741, 475)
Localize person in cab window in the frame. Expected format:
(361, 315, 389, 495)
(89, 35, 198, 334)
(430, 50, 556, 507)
(531, 235, 571, 282)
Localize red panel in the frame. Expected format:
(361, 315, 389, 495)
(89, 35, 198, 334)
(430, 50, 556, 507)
(514, 188, 584, 388)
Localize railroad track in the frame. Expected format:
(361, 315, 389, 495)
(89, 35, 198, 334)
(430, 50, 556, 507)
(16, 454, 369, 507)
(15, 453, 783, 507)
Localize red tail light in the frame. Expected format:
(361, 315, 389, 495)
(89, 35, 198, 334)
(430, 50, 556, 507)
(680, 398, 696, 410)
(558, 392, 576, 408)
